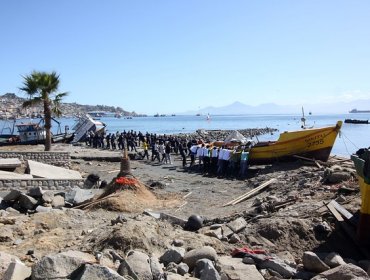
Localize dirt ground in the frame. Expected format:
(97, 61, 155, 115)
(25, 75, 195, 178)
(0, 143, 365, 264)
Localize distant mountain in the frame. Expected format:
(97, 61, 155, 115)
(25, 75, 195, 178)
(181, 99, 370, 115)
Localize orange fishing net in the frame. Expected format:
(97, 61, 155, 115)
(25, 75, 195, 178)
(115, 177, 138, 186)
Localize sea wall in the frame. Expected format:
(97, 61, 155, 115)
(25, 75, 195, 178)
(0, 151, 70, 167)
(0, 179, 84, 191)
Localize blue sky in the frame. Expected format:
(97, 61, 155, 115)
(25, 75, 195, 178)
(1, 1, 370, 115)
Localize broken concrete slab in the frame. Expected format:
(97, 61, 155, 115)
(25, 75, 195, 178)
(27, 160, 82, 179)
(218, 256, 264, 280)
(65, 188, 96, 205)
(0, 170, 33, 179)
(0, 158, 21, 171)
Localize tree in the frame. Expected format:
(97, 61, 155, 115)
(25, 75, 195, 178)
(20, 71, 68, 151)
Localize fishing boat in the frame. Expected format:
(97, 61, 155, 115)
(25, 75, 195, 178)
(71, 114, 106, 143)
(0, 118, 74, 146)
(248, 121, 343, 164)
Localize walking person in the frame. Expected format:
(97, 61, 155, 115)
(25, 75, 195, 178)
(142, 138, 150, 160)
(164, 142, 172, 164)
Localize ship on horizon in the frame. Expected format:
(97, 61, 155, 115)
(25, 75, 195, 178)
(349, 109, 370, 113)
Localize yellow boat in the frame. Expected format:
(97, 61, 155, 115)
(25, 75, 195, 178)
(249, 121, 342, 164)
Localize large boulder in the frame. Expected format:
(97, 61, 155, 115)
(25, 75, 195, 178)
(183, 246, 217, 269)
(160, 247, 185, 266)
(31, 251, 95, 280)
(303, 251, 330, 273)
(0, 252, 20, 279)
(77, 264, 126, 280)
(311, 263, 369, 280)
(118, 251, 152, 280)
(217, 256, 264, 280)
(3, 260, 31, 280)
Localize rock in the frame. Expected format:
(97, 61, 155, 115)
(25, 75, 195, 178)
(221, 225, 234, 239)
(31, 251, 95, 280)
(218, 256, 264, 280)
(226, 217, 247, 233)
(111, 214, 128, 225)
(35, 205, 52, 213)
(184, 215, 204, 231)
(117, 259, 139, 280)
(3, 190, 21, 202)
(242, 257, 255, 264)
(65, 187, 95, 205)
(125, 251, 152, 280)
(259, 257, 297, 278)
(193, 259, 220, 280)
(204, 228, 223, 240)
(149, 257, 164, 280)
(3, 260, 32, 280)
(172, 239, 184, 247)
(160, 247, 185, 266)
(312, 263, 369, 280)
(0, 227, 14, 242)
(183, 246, 218, 269)
(166, 272, 197, 279)
(165, 262, 178, 273)
(77, 264, 126, 280)
(42, 191, 54, 204)
(18, 194, 38, 210)
(0, 252, 20, 279)
(27, 186, 44, 198)
(275, 251, 296, 267)
(177, 263, 189, 276)
(303, 251, 330, 273)
(229, 233, 241, 244)
(51, 195, 65, 208)
(324, 252, 346, 268)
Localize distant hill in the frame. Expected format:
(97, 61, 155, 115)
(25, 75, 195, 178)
(0, 93, 145, 117)
(182, 100, 370, 115)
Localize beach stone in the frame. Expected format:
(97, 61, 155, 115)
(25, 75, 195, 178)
(172, 239, 184, 247)
(312, 263, 369, 280)
(221, 225, 234, 238)
(226, 217, 247, 233)
(117, 259, 139, 280)
(303, 251, 330, 273)
(18, 193, 38, 210)
(125, 251, 152, 280)
(177, 263, 189, 276)
(0, 252, 21, 279)
(218, 256, 264, 280)
(35, 205, 52, 213)
(51, 195, 65, 208)
(229, 233, 241, 244)
(242, 257, 255, 264)
(31, 251, 94, 280)
(77, 264, 125, 280)
(324, 252, 346, 268)
(3, 190, 21, 202)
(149, 257, 164, 280)
(193, 259, 220, 280)
(204, 228, 223, 240)
(259, 257, 297, 278)
(27, 186, 44, 198)
(3, 260, 31, 280)
(42, 191, 54, 203)
(65, 187, 95, 205)
(183, 246, 217, 269)
(165, 262, 178, 273)
(160, 247, 185, 265)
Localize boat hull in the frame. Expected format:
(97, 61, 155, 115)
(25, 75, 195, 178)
(249, 121, 342, 164)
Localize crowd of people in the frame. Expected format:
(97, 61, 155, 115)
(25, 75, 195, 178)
(84, 130, 250, 179)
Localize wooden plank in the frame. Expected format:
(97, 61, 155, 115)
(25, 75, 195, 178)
(230, 178, 277, 206)
(331, 200, 353, 220)
(326, 202, 344, 222)
(223, 178, 276, 207)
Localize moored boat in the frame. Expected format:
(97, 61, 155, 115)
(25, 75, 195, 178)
(344, 119, 369, 124)
(248, 121, 343, 164)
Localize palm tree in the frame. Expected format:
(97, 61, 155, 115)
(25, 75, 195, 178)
(20, 71, 68, 151)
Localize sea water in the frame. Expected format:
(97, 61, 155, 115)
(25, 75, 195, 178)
(2, 113, 370, 158)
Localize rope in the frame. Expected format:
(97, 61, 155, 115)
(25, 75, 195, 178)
(339, 131, 359, 156)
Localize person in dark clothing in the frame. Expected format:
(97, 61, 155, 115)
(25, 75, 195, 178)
(178, 142, 187, 167)
(106, 133, 111, 150)
(111, 133, 116, 149)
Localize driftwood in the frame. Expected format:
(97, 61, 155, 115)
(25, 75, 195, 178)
(223, 178, 277, 207)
